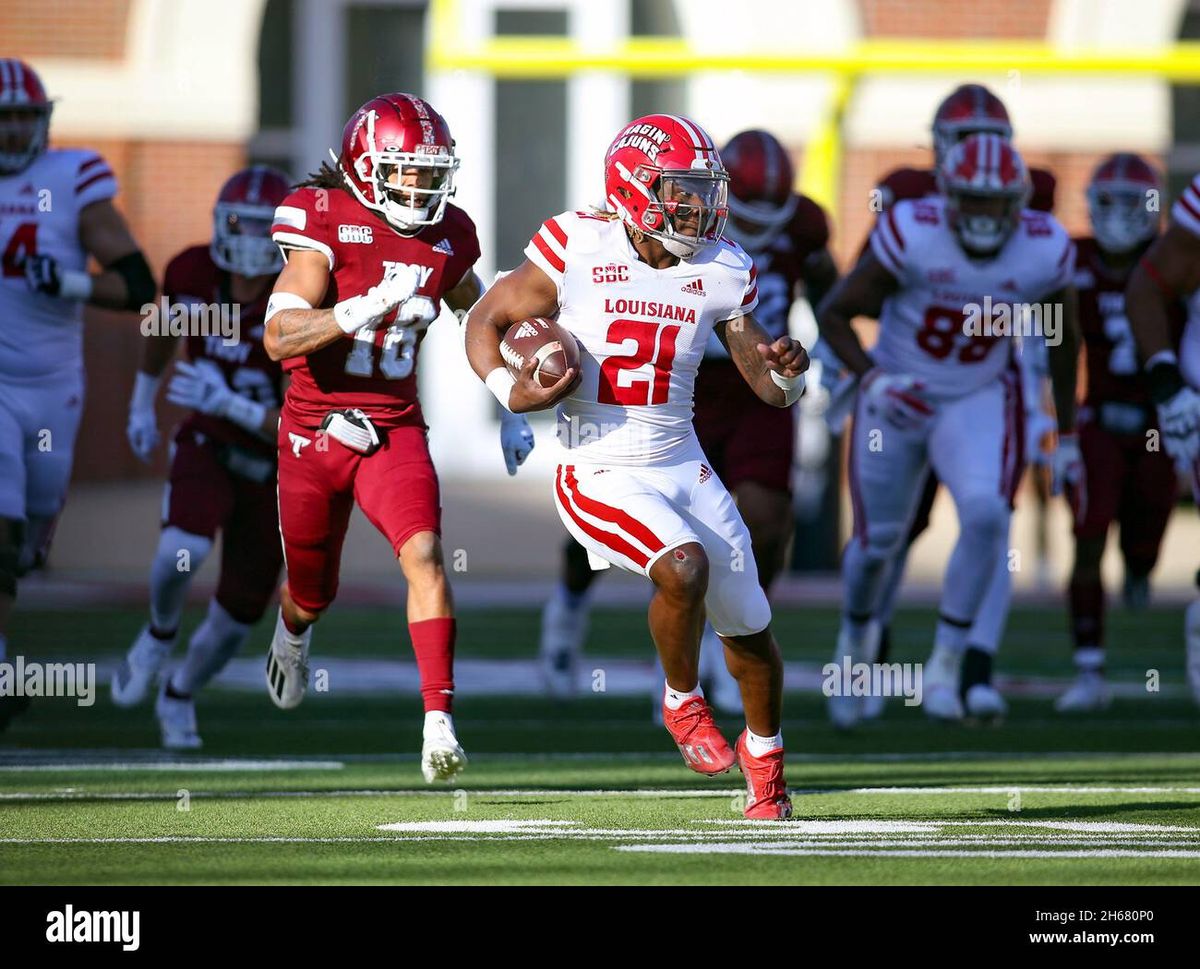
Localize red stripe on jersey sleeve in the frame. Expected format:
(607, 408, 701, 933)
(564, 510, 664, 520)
(543, 217, 568, 248)
(532, 233, 566, 274)
(885, 208, 905, 250)
(76, 170, 114, 195)
(1178, 188, 1200, 226)
(77, 155, 106, 176)
(741, 285, 759, 307)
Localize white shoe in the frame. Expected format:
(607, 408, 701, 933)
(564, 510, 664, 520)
(1054, 671, 1112, 712)
(922, 645, 964, 721)
(421, 713, 467, 783)
(827, 621, 880, 730)
(265, 613, 311, 710)
(1186, 599, 1200, 707)
(111, 626, 173, 708)
(701, 624, 743, 715)
(539, 587, 589, 697)
(965, 682, 1007, 719)
(155, 679, 202, 750)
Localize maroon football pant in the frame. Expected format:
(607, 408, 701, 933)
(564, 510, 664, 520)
(164, 429, 283, 624)
(276, 408, 441, 615)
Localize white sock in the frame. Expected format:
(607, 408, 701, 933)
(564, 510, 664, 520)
(149, 526, 212, 632)
(172, 599, 251, 695)
(744, 729, 783, 758)
(1074, 647, 1105, 674)
(424, 710, 455, 738)
(663, 680, 702, 710)
(274, 610, 309, 650)
(933, 619, 970, 655)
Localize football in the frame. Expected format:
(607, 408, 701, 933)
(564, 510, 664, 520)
(500, 316, 581, 389)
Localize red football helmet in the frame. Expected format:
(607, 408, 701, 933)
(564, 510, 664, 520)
(333, 93, 459, 233)
(932, 84, 1012, 167)
(937, 133, 1030, 256)
(721, 129, 798, 253)
(604, 114, 729, 259)
(211, 165, 292, 277)
(0, 59, 52, 175)
(1087, 152, 1160, 255)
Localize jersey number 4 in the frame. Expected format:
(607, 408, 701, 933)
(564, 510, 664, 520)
(598, 319, 679, 406)
(1, 222, 37, 278)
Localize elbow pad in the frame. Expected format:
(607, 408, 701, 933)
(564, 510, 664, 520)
(107, 250, 156, 311)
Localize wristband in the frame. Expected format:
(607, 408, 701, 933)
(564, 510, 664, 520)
(59, 268, 94, 302)
(770, 369, 806, 405)
(485, 367, 517, 413)
(334, 295, 374, 333)
(265, 291, 313, 325)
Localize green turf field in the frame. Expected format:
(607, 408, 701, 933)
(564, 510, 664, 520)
(2, 603, 1199, 885)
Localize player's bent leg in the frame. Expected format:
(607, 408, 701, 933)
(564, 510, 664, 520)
(650, 543, 734, 775)
(112, 526, 214, 709)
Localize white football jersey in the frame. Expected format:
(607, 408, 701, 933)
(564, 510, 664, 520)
(1171, 174, 1200, 389)
(0, 148, 117, 378)
(869, 196, 1075, 398)
(525, 211, 758, 466)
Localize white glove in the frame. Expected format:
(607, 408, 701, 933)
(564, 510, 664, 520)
(333, 263, 421, 333)
(1050, 431, 1084, 497)
(167, 360, 267, 433)
(1024, 409, 1058, 467)
(1156, 385, 1200, 471)
(394, 294, 438, 329)
(500, 411, 535, 475)
(860, 369, 934, 432)
(126, 371, 160, 462)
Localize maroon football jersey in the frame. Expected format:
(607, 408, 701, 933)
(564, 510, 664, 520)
(707, 194, 829, 357)
(876, 165, 1056, 213)
(1073, 236, 1186, 411)
(270, 187, 481, 427)
(162, 245, 282, 455)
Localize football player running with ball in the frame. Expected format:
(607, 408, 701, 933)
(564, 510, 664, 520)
(467, 115, 808, 820)
(817, 134, 1080, 724)
(263, 93, 533, 782)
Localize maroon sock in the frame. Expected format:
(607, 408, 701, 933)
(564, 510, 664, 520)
(1068, 577, 1105, 652)
(410, 617, 456, 713)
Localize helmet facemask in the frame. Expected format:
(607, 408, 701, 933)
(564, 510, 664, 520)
(211, 202, 282, 277)
(337, 144, 459, 233)
(621, 165, 729, 259)
(1088, 184, 1156, 254)
(726, 192, 798, 253)
(946, 189, 1026, 257)
(0, 104, 51, 175)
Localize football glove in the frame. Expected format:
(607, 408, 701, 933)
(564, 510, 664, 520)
(1156, 385, 1200, 471)
(500, 411, 535, 475)
(167, 360, 266, 433)
(1050, 432, 1084, 497)
(126, 372, 161, 462)
(860, 369, 935, 432)
(333, 264, 420, 333)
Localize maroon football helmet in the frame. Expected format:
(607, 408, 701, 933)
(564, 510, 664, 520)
(333, 93, 459, 233)
(0, 59, 52, 175)
(721, 129, 798, 252)
(211, 165, 292, 277)
(932, 84, 1013, 167)
(1087, 152, 1160, 254)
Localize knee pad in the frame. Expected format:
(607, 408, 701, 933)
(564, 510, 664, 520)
(863, 520, 906, 562)
(958, 495, 1009, 545)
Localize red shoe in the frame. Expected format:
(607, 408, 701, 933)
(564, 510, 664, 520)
(662, 696, 735, 775)
(735, 731, 793, 819)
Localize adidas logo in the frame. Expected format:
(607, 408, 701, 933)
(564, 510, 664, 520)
(698, 464, 712, 484)
(433, 238, 454, 255)
(513, 321, 540, 339)
(681, 279, 706, 296)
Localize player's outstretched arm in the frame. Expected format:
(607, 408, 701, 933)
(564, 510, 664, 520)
(1044, 285, 1080, 432)
(465, 259, 572, 414)
(814, 249, 898, 377)
(1127, 224, 1200, 362)
(717, 312, 809, 407)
